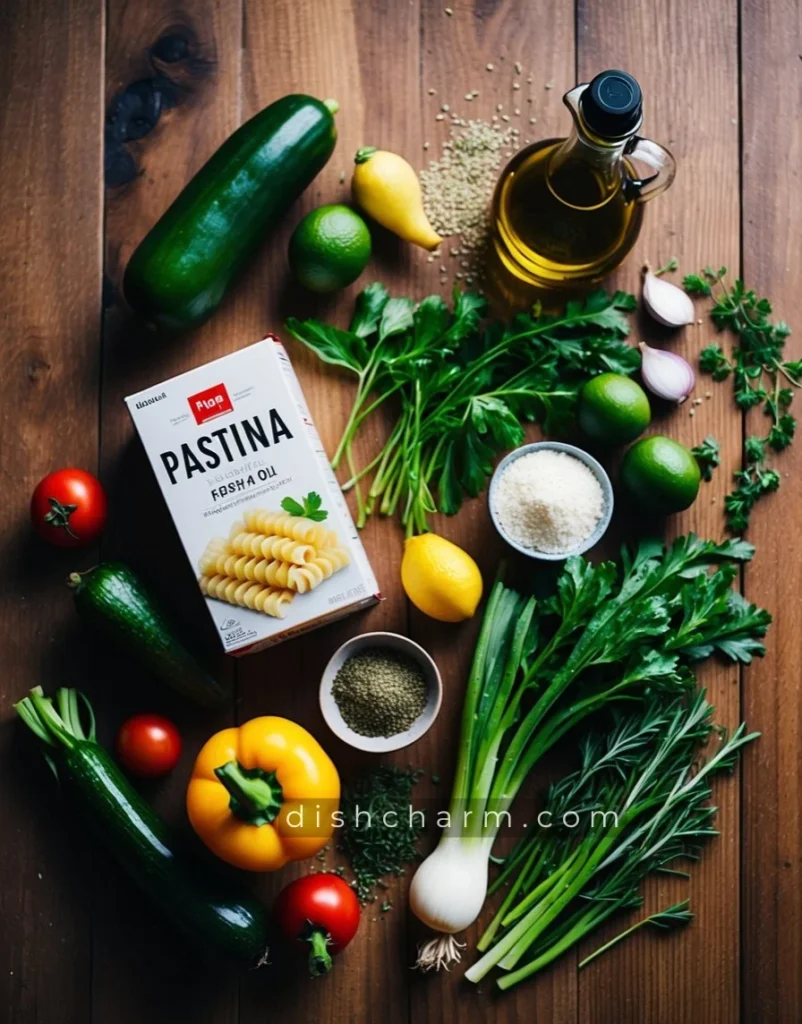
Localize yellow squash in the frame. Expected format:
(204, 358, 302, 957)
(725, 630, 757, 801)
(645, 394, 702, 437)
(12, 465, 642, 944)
(187, 716, 339, 872)
(352, 147, 442, 251)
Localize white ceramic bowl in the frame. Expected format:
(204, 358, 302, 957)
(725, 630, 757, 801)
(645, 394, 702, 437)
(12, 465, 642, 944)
(488, 441, 614, 561)
(319, 631, 442, 753)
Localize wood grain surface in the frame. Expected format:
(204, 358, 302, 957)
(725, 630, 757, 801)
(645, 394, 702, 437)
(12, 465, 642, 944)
(1, 1, 800, 1023)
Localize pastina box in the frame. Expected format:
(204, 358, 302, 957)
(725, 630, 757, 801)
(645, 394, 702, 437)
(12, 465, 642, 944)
(125, 338, 381, 655)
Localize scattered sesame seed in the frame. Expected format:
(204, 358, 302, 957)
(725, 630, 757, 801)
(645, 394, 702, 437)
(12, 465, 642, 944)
(705, 391, 712, 399)
(427, 255, 435, 263)
(514, 61, 523, 74)
(441, 103, 450, 112)
(527, 75, 533, 83)
(421, 114, 516, 286)
(423, 141, 430, 149)
(689, 409, 696, 416)
(529, 116, 537, 124)
(486, 63, 494, 70)
(502, 114, 510, 121)
(513, 82, 520, 90)
(436, 113, 444, 121)
(465, 93, 473, 101)
(339, 171, 345, 184)
(697, 318, 703, 324)
(545, 81, 554, 89)
(455, 272, 463, 279)
(514, 108, 520, 115)
(428, 87, 436, 95)
(472, 90, 480, 97)
(496, 103, 503, 111)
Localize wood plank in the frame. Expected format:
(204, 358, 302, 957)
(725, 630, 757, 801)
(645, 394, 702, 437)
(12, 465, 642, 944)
(93, 4, 242, 1023)
(410, 3, 576, 1022)
(234, 2, 424, 1021)
(740, 0, 802, 1020)
(0, 2, 104, 1023)
(575, 2, 743, 1023)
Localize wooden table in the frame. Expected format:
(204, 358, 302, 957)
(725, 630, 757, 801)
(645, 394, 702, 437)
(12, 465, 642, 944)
(1, 1, 800, 1021)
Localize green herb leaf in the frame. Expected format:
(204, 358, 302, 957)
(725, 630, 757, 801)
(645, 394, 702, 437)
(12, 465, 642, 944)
(350, 281, 390, 338)
(378, 297, 415, 342)
(280, 491, 329, 522)
(285, 318, 369, 374)
(691, 435, 720, 482)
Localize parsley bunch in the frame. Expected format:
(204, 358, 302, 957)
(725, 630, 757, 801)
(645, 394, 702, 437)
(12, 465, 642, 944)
(287, 284, 638, 535)
(685, 268, 800, 531)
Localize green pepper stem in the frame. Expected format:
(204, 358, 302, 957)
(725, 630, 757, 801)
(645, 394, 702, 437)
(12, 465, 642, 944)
(306, 927, 334, 977)
(214, 761, 283, 827)
(354, 146, 377, 164)
(323, 98, 339, 115)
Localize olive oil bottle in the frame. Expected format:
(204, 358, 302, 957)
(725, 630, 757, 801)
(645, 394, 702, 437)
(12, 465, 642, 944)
(488, 70, 675, 309)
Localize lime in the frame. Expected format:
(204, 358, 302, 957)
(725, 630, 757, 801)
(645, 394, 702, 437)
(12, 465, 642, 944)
(289, 205, 371, 293)
(578, 374, 651, 445)
(621, 435, 701, 513)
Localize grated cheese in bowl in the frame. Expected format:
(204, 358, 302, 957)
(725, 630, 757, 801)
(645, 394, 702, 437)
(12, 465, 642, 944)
(490, 444, 611, 558)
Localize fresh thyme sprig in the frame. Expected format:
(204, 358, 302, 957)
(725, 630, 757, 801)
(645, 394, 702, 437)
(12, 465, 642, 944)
(685, 267, 800, 531)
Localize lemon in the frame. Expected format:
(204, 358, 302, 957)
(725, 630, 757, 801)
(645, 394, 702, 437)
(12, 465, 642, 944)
(288, 204, 371, 293)
(621, 435, 701, 513)
(401, 534, 482, 622)
(578, 373, 651, 445)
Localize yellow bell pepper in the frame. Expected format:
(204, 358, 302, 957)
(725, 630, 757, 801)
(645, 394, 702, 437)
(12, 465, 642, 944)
(187, 716, 339, 872)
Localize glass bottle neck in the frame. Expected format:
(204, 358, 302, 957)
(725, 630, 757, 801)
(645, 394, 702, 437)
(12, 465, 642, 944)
(547, 122, 632, 208)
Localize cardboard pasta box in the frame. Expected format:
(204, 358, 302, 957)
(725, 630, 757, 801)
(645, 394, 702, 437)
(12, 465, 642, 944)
(125, 337, 381, 655)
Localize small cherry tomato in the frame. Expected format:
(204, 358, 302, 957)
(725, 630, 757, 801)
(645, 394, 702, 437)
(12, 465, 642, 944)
(31, 468, 107, 548)
(275, 873, 360, 976)
(115, 714, 182, 778)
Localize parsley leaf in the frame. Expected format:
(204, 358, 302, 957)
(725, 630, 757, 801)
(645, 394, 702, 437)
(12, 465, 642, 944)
(691, 266, 796, 532)
(280, 491, 329, 522)
(691, 435, 720, 482)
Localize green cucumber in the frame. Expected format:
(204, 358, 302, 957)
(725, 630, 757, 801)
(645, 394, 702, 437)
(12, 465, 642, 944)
(69, 562, 227, 709)
(14, 689, 269, 966)
(123, 93, 339, 332)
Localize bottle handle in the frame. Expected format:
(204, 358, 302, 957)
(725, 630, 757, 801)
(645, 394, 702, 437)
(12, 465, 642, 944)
(623, 136, 676, 202)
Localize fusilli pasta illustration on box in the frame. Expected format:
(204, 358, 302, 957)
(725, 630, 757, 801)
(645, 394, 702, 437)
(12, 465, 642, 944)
(198, 494, 351, 620)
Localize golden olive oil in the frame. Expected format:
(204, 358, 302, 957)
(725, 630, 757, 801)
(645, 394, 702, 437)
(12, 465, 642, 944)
(492, 139, 643, 288)
(486, 71, 675, 311)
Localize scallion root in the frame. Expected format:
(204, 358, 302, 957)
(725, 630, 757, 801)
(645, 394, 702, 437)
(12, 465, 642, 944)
(414, 934, 466, 972)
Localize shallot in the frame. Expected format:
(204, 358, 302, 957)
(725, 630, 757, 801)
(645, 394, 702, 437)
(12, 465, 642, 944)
(639, 342, 696, 403)
(642, 263, 696, 327)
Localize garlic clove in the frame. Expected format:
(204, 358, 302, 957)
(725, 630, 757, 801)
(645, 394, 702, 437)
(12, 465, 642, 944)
(642, 264, 695, 328)
(639, 341, 696, 403)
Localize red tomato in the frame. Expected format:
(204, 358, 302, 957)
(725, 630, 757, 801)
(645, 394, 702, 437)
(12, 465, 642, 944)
(31, 468, 107, 548)
(115, 714, 182, 778)
(275, 873, 360, 976)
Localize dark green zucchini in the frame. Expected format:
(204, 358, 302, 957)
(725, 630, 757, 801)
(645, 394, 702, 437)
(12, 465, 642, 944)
(14, 688, 269, 966)
(123, 93, 339, 332)
(69, 562, 228, 709)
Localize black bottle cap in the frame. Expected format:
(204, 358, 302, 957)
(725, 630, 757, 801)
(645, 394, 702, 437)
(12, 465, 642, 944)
(580, 70, 642, 138)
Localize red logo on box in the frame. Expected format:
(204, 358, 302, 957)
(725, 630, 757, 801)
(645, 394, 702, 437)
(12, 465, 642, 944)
(188, 383, 233, 424)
